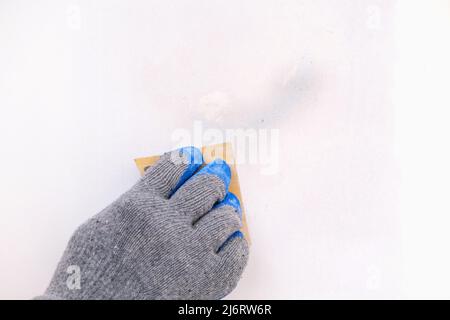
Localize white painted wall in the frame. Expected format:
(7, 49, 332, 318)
(0, 0, 449, 299)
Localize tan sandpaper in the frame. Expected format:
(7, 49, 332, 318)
(134, 143, 250, 244)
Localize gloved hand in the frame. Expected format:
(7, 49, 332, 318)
(40, 147, 249, 299)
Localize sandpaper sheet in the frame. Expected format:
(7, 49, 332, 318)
(134, 143, 250, 243)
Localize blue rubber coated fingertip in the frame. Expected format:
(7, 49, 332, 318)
(229, 230, 244, 240)
(179, 146, 203, 165)
(197, 159, 231, 190)
(214, 192, 242, 217)
(170, 147, 203, 195)
(217, 230, 244, 253)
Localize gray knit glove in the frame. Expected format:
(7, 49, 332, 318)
(41, 147, 249, 300)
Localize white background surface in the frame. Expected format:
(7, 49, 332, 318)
(1, 0, 450, 299)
